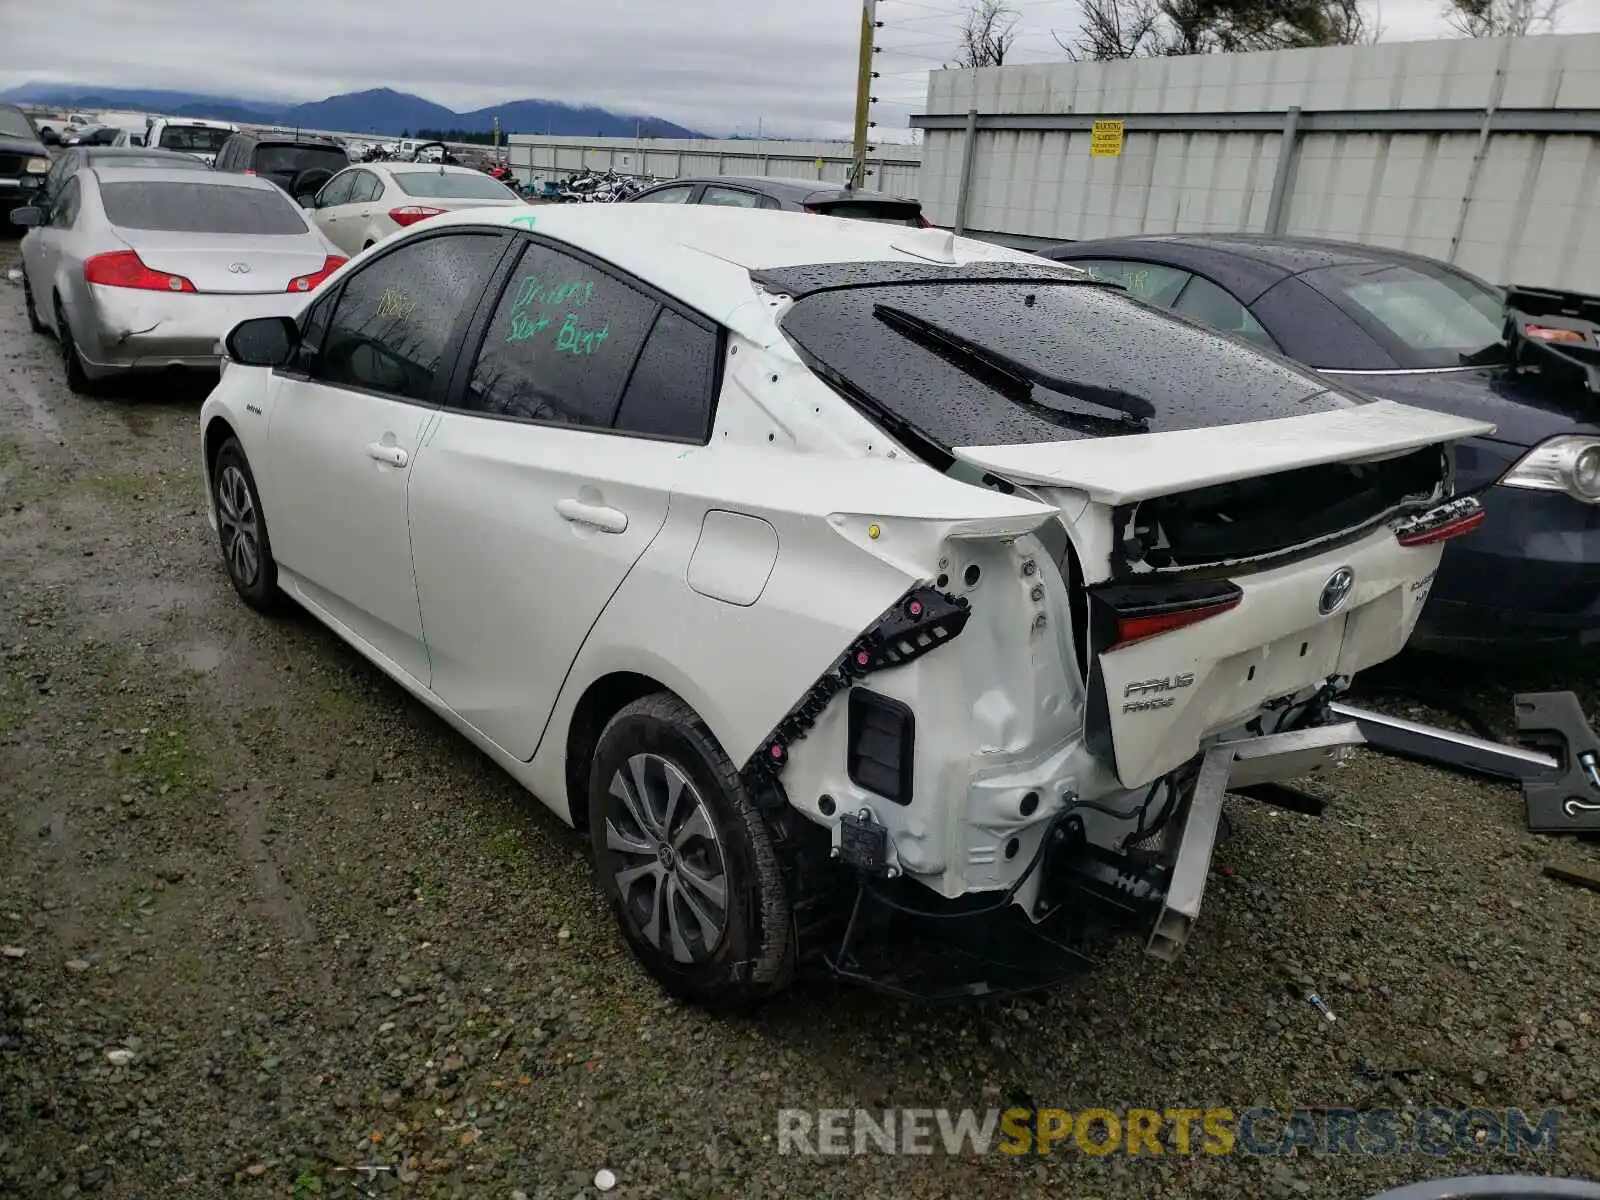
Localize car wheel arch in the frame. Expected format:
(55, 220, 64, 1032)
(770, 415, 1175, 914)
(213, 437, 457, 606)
(204, 415, 240, 489)
(562, 671, 678, 835)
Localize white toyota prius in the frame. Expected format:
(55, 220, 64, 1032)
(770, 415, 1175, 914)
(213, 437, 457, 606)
(200, 204, 1493, 1006)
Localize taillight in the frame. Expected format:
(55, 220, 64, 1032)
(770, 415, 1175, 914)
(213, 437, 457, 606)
(83, 250, 195, 293)
(390, 206, 446, 227)
(243, 168, 256, 176)
(802, 204, 821, 215)
(917, 214, 932, 228)
(1394, 496, 1486, 547)
(286, 255, 347, 293)
(1093, 580, 1244, 653)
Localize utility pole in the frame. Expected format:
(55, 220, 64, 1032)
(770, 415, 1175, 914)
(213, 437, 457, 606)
(849, 0, 880, 190)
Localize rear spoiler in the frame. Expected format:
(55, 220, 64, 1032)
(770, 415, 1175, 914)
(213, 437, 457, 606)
(1497, 285, 1600, 396)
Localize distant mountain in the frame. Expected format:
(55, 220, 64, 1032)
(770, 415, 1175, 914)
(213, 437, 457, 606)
(0, 83, 709, 139)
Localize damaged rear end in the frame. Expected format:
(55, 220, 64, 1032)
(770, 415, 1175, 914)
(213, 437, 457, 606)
(754, 260, 1494, 997)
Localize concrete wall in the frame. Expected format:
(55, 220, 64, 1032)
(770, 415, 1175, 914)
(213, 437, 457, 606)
(502, 134, 923, 197)
(913, 34, 1600, 291)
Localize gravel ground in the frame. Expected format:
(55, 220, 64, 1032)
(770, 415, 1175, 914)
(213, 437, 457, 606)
(1, 236, 1598, 1200)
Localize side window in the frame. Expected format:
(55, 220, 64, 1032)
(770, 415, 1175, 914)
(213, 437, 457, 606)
(43, 154, 76, 206)
(1172, 276, 1278, 351)
(760, 194, 782, 211)
(311, 233, 506, 401)
(51, 178, 81, 228)
(612, 308, 720, 441)
(634, 185, 693, 205)
(316, 170, 357, 209)
(462, 241, 659, 428)
(350, 171, 383, 203)
(1070, 259, 1191, 307)
(701, 185, 762, 208)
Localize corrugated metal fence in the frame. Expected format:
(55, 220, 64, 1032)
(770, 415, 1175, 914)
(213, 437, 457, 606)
(912, 33, 1600, 292)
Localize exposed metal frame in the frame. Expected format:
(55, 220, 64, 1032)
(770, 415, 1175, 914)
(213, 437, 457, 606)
(910, 107, 1600, 136)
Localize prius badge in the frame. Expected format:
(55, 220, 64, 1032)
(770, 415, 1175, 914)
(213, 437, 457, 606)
(1319, 566, 1355, 616)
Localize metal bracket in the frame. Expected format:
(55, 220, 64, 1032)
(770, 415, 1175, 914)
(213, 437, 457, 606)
(1329, 691, 1600, 835)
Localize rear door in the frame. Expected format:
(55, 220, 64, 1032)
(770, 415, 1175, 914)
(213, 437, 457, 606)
(407, 234, 721, 760)
(308, 169, 359, 253)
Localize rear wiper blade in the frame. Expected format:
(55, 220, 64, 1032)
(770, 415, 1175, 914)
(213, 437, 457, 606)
(873, 303, 1156, 424)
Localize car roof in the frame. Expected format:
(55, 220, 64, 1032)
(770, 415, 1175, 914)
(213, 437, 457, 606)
(419, 204, 1057, 332)
(83, 146, 206, 163)
(1045, 233, 1471, 302)
(384, 162, 486, 175)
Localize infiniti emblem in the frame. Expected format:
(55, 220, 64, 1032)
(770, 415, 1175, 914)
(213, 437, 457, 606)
(1319, 567, 1355, 616)
(227, 262, 251, 274)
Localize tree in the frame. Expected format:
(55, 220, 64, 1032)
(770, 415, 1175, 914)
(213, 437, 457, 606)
(954, 0, 1020, 67)
(1054, 0, 1376, 60)
(1442, 0, 1563, 35)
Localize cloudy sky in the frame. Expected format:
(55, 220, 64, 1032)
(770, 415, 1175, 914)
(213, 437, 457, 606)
(4, 0, 1599, 139)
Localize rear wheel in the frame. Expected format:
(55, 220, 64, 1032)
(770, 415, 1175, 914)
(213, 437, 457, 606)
(588, 693, 794, 1008)
(53, 297, 95, 395)
(211, 438, 282, 613)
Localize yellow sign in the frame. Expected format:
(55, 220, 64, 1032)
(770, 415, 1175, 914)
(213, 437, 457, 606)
(1090, 119, 1125, 157)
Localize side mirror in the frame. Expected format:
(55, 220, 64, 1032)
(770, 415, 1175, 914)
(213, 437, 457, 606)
(9, 206, 42, 228)
(225, 316, 300, 368)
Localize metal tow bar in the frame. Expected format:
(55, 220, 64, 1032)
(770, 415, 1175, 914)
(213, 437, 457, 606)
(1328, 691, 1600, 834)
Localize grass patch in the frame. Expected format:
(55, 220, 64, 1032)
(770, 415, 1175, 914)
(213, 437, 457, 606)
(486, 829, 529, 866)
(120, 723, 215, 802)
(0, 671, 29, 738)
(85, 473, 154, 501)
(0, 438, 20, 467)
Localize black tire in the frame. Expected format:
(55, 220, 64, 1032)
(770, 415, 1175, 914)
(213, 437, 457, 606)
(22, 274, 45, 335)
(589, 693, 794, 1008)
(211, 438, 282, 614)
(54, 297, 95, 395)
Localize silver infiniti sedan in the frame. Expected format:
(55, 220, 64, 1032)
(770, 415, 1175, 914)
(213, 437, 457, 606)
(11, 166, 347, 394)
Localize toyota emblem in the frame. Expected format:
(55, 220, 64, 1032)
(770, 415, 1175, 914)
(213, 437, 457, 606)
(227, 262, 251, 274)
(1319, 567, 1355, 616)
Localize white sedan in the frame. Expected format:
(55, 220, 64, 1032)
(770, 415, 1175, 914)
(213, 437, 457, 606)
(199, 205, 1491, 1006)
(304, 161, 526, 255)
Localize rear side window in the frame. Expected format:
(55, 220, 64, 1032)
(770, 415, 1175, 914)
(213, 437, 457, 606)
(612, 309, 720, 440)
(391, 171, 518, 201)
(812, 200, 923, 226)
(99, 182, 309, 235)
(313, 232, 506, 401)
(701, 185, 763, 208)
(1172, 276, 1278, 352)
(1070, 259, 1191, 306)
(463, 242, 659, 429)
(635, 185, 693, 204)
(351, 171, 384, 203)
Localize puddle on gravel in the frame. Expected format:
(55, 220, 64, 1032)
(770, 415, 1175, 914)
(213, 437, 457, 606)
(177, 643, 226, 673)
(119, 407, 153, 437)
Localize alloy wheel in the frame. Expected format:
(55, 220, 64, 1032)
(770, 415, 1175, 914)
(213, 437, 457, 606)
(602, 753, 728, 964)
(215, 463, 261, 587)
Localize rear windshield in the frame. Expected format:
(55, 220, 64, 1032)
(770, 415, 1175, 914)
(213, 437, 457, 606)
(0, 106, 37, 140)
(391, 170, 519, 200)
(253, 144, 350, 178)
(1306, 262, 1506, 369)
(812, 200, 924, 227)
(156, 125, 233, 154)
(100, 182, 310, 235)
(774, 272, 1362, 449)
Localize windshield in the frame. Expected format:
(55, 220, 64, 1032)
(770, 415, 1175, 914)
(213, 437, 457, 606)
(100, 181, 310, 235)
(1306, 261, 1506, 369)
(253, 144, 350, 179)
(391, 169, 519, 200)
(0, 106, 38, 140)
(768, 262, 1361, 450)
(156, 125, 234, 154)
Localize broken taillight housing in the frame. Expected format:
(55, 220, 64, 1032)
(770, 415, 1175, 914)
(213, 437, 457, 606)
(1392, 496, 1488, 546)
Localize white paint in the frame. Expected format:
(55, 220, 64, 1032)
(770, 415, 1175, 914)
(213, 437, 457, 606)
(200, 205, 1471, 947)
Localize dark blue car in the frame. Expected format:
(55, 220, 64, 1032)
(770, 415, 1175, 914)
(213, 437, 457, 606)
(1041, 235, 1600, 658)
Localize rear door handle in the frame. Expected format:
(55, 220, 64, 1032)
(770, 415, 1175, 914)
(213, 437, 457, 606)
(556, 498, 628, 534)
(366, 442, 408, 468)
